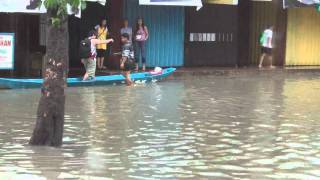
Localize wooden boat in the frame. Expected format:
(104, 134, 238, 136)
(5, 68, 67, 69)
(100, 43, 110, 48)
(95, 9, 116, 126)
(0, 68, 176, 89)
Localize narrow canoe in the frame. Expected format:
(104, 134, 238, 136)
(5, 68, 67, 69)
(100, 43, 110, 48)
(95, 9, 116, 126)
(0, 68, 176, 89)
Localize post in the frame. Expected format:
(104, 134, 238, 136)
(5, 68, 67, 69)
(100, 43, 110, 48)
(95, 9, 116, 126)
(272, 0, 287, 66)
(237, 0, 250, 67)
(107, 0, 124, 69)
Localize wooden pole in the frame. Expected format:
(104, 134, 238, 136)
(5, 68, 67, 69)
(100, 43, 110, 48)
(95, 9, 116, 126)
(237, 0, 250, 67)
(107, 0, 123, 69)
(272, 0, 287, 66)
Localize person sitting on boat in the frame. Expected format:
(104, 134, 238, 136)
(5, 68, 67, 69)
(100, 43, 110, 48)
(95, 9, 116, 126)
(80, 30, 114, 81)
(120, 33, 136, 86)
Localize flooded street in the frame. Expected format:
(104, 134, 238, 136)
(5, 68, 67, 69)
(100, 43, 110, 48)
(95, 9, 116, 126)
(1, 73, 320, 179)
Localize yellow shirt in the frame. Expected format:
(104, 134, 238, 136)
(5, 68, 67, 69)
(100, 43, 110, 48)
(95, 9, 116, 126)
(96, 27, 108, 50)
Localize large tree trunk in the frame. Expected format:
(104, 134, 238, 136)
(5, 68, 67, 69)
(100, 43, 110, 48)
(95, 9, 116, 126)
(29, 11, 68, 147)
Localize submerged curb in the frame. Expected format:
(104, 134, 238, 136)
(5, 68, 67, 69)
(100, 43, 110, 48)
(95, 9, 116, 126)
(172, 67, 320, 78)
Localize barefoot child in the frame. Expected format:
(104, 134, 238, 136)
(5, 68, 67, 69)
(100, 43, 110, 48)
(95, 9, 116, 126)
(120, 33, 136, 85)
(258, 26, 274, 68)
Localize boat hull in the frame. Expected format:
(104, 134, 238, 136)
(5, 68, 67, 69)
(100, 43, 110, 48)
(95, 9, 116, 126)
(0, 68, 176, 89)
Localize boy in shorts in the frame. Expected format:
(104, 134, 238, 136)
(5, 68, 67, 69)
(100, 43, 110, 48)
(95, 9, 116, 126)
(120, 33, 136, 86)
(259, 26, 275, 68)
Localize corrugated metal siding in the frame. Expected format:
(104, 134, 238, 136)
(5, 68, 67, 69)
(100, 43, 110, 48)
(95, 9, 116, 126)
(184, 5, 238, 67)
(286, 8, 320, 66)
(124, 0, 184, 67)
(248, 1, 276, 65)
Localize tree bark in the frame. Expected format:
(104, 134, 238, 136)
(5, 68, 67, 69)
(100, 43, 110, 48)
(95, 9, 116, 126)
(29, 11, 68, 147)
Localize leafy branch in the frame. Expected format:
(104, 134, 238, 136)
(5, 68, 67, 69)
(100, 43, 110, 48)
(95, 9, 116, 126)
(39, 0, 86, 26)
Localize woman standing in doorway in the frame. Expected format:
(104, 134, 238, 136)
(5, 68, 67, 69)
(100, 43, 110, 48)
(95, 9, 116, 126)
(95, 19, 108, 70)
(121, 19, 133, 42)
(134, 18, 149, 71)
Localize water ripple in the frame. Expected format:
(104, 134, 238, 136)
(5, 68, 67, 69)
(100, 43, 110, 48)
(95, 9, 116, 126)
(0, 74, 320, 179)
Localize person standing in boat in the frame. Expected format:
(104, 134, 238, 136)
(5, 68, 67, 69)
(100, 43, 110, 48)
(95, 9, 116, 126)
(80, 31, 114, 81)
(120, 33, 136, 86)
(134, 18, 149, 71)
(95, 19, 109, 70)
(120, 19, 133, 43)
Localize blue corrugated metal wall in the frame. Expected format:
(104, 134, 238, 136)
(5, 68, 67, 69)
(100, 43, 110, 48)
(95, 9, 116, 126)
(124, 0, 184, 67)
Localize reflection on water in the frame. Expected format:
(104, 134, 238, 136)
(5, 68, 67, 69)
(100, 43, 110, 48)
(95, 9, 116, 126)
(1, 74, 320, 179)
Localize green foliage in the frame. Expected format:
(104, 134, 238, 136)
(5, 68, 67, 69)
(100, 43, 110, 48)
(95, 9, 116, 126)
(81, 1, 87, 10)
(39, 0, 86, 26)
(317, 4, 320, 12)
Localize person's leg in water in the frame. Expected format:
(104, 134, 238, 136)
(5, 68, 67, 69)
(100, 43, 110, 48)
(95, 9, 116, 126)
(258, 53, 266, 68)
(82, 59, 89, 80)
(83, 58, 96, 81)
(124, 71, 133, 86)
(120, 57, 133, 85)
(88, 58, 96, 80)
(83, 73, 89, 81)
(141, 41, 146, 71)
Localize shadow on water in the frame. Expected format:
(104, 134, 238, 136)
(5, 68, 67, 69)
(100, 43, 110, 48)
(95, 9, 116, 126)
(1, 73, 320, 179)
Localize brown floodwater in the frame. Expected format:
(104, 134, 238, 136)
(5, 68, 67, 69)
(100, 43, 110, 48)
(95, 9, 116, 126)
(0, 73, 320, 180)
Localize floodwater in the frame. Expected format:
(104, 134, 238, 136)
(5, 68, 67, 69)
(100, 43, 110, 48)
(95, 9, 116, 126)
(1, 73, 320, 180)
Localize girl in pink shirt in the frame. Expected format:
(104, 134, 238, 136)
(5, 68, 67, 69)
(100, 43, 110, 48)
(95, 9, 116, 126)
(134, 18, 149, 71)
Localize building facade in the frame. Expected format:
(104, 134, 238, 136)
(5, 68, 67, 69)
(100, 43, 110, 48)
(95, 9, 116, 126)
(0, 0, 319, 77)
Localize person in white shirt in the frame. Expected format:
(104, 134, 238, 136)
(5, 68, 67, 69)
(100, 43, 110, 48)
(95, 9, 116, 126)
(81, 31, 114, 81)
(258, 26, 275, 68)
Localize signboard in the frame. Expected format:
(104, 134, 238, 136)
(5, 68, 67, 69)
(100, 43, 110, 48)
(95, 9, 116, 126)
(0, 0, 46, 13)
(0, 0, 105, 16)
(284, 0, 320, 8)
(139, 0, 203, 10)
(205, 0, 271, 5)
(0, 33, 15, 70)
(205, 0, 238, 5)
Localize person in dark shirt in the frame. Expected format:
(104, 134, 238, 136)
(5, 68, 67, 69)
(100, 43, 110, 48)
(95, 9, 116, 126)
(120, 33, 136, 86)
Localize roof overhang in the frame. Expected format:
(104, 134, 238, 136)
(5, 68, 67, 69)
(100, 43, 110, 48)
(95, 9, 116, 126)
(0, 0, 106, 14)
(85, 0, 106, 6)
(283, 0, 320, 8)
(139, 0, 203, 10)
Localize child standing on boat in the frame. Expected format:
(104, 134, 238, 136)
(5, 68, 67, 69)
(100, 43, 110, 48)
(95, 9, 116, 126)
(80, 31, 114, 81)
(120, 33, 136, 86)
